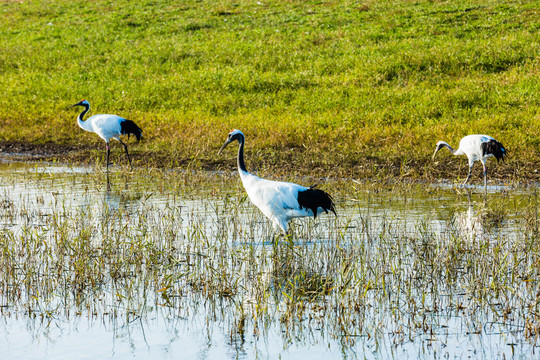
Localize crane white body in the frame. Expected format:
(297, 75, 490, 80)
(239, 171, 325, 232)
(433, 134, 507, 188)
(77, 113, 128, 143)
(219, 129, 335, 235)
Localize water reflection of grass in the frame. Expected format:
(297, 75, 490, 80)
(0, 168, 539, 355)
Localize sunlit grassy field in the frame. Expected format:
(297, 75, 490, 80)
(0, 0, 538, 178)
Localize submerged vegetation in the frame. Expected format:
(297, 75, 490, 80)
(1, 165, 539, 357)
(0, 0, 539, 178)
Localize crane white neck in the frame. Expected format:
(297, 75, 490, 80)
(76, 103, 93, 132)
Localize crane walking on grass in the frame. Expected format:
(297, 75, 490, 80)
(432, 134, 507, 189)
(70, 100, 142, 172)
(218, 129, 336, 235)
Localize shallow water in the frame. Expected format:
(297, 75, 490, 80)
(0, 162, 539, 359)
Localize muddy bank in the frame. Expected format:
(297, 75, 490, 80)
(0, 142, 79, 160)
(0, 140, 536, 182)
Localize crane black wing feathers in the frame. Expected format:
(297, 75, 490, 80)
(481, 139, 507, 162)
(120, 120, 143, 142)
(297, 186, 336, 218)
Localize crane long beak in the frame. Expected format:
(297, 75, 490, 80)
(68, 103, 79, 108)
(432, 147, 440, 161)
(218, 139, 231, 155)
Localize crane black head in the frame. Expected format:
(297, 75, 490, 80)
(218, 129, 244, 155)
(69, 99, 90, 108)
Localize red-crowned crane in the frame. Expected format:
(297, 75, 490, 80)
(70, 100, 142, 171)
(432, 134, 507, 189)
(218, 129, 336, 235)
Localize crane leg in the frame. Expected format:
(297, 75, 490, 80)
(119, 140, 132, 170)
(106, 171, 111, 191)
(281, 223, 289, 237)
(483, 164, 487, 190)
(462, 165, 473, 187)
(274, 220, 289, 237)
(106, 143, 111, 172)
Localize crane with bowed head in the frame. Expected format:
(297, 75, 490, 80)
(432, 134, 507, 189)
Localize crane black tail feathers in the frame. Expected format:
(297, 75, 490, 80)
(297, 186, 336, 218)
(481, 139, 507, 162)
(120, 120, 143, 142)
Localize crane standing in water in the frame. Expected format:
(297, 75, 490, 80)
(70, 100, 142, 172)
(218, 129, 336, 235)
(432, 134, 507, 189)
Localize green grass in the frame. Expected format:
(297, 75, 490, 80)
(0, 0, 539, 178)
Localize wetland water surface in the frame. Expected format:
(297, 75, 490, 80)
(0, 162, 539, 359)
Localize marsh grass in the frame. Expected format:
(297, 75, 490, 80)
(0, 0, 539, 179)
(1, 166, 539, 356)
